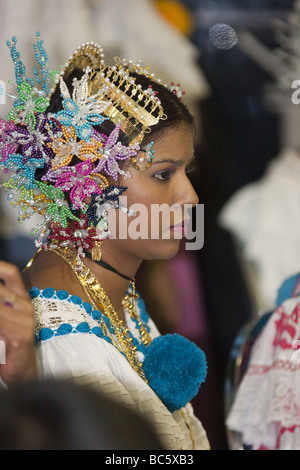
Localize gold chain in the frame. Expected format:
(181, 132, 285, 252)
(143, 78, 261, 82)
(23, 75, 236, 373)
(122, 281, 152, 347)
(52, 246, 148, 382)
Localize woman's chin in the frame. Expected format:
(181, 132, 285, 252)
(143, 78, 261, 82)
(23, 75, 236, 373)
(147, 239, 182, 260)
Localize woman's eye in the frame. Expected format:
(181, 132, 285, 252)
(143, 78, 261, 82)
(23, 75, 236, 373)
(154, 171, 172, 181)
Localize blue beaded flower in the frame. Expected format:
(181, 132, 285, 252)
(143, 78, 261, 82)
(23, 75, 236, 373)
(53, 71, 109, 142)
(54, 98, 107, 141)
(0, 153, 44, 189)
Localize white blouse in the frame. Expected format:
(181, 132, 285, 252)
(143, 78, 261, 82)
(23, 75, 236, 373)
(32, 287, 210, 450)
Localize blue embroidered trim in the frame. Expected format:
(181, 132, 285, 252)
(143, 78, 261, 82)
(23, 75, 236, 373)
(30, 287, 149, 350)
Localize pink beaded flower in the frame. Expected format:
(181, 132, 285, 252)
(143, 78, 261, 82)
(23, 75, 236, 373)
(44, 160, 103, 211)
(0, 119, 18, 165)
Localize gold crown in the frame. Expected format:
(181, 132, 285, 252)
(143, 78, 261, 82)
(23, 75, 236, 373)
(56, 42, 167, 145)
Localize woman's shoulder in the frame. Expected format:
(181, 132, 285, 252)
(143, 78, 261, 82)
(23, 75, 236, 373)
(22, 249, 86, 299)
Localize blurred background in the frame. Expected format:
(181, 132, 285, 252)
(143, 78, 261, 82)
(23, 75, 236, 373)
(1, 0, 300, 450)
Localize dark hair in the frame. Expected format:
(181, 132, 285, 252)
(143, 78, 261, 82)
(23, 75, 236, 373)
(33, 67, 194, 187)
(47, 67, 194, 148)
(131, 72, 195, 145)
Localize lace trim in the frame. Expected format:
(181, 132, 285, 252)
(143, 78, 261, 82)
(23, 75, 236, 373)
(31, 287, 150, 347)
(247, 360, 300, 375)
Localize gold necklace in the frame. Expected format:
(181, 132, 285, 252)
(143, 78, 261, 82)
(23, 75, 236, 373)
(122, 282, 152, 347)
(52, 246, 149, 382)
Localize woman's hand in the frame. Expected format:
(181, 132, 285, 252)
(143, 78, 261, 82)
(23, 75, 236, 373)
(0, 261, 37, 385)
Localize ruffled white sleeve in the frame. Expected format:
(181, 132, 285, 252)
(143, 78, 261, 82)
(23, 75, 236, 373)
(226, 295, 300, 450)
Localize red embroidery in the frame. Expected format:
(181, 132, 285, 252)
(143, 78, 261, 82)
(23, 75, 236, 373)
(276, 425, 298, 450)
(273, 304, 300, 350)
(247, 360, 300, 375)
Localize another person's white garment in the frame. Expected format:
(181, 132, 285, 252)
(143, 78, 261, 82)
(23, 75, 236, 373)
(227, 276, 300, 450)
(219, 148, 300, 311)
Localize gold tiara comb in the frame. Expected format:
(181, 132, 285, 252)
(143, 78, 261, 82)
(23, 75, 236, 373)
(54, 42, 167, 146)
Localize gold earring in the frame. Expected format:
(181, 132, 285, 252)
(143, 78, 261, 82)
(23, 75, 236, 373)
(91, 240, 103, 261)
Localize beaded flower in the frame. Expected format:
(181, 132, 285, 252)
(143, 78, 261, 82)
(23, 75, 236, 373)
(48, 215, 102, 255)
(0, 119, 18, 165)
(46, 124, 84, 169)
(46, 160, 103, 211)
(6, 81, 49, 129)
(5, 184, 49, 225)
(78, 130, 105, 163)
(87, 185, 130, 234)
(53, 72, 109, 142)
(37, 180, 80, 228)
(94, 123, 139, 180)
(0, 153, 45, 189)
(0, 32, 170, 258)
(5, 112, 55, 164)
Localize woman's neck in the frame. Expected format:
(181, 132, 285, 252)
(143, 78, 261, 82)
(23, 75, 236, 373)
(82, 246, 142, 321)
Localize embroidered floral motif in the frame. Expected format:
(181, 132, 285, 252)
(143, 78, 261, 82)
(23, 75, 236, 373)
(273, 303, 300, 350)
(31, 287, 151, 350)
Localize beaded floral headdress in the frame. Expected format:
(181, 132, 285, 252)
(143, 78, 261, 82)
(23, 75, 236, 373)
(0, 32, 183, 261)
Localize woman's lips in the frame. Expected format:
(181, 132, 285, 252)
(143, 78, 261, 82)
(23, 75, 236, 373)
(169, 220, 189, 236)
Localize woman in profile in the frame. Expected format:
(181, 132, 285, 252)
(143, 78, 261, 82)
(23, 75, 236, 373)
(0, 35, 209, 450)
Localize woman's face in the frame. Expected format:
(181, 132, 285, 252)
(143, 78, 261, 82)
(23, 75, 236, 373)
(105, 123, 199, 263)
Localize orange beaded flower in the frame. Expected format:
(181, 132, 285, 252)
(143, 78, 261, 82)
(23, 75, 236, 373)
(47, 125, 84, 169)
(78, 132, 104, 163)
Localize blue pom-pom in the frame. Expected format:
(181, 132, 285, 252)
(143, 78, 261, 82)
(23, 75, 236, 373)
(143, 333, 207, 413)
(276, 272, 300, 306)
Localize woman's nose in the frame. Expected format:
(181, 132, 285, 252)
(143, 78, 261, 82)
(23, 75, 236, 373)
(174, 176, 199, 208)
